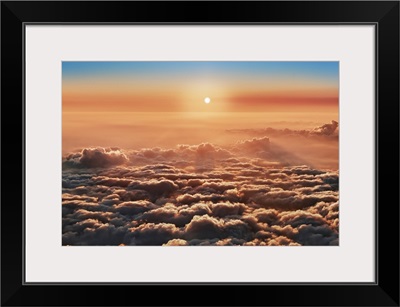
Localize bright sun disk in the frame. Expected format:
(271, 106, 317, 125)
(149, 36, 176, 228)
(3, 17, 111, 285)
(204, 97, 211, 104)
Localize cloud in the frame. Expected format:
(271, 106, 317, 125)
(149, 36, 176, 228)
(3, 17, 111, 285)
(184, 215, 252, 241)
(90, 177, 133, 189)
(62, 172, 94, 189)
(62, 141, 339, 246)
(64, 147, 128, 168)
(163, 239, 189, 246)
(295, 224, 338, 245)
(313, 120, 338, 136)
(127, 143, 232, 167)
(226, 120, 338, 138)
(128, 223, 183, 245)
(253, 208, 280, 225)
(128, 179, 179, 200)
(210, 202, 246, 217)
(177, 143, 232, 159)
(63, 219, 130, 245)
(113, 200, 158, 215)
(278, 210, 327, 227)
(235, 137, 270, 153)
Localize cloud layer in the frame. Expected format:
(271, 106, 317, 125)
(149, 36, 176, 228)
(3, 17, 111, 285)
(226, 120, 339, 138)
(62, 131, 339, 246)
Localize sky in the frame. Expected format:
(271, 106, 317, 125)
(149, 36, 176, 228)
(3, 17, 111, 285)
(62, 61, 339, 113)
(62, 62, 339, 246)
(62, 61, 339, 169)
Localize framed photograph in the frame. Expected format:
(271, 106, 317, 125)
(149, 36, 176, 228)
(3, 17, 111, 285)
(1, 1, 399, 306)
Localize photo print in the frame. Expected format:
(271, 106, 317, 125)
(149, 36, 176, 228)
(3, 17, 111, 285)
(62, 61, 339, 246)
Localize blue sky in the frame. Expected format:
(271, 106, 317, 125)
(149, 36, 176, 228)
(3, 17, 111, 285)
(63, 61, 339, 82)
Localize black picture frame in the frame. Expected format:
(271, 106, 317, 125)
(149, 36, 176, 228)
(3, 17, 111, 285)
(1, 1, 399, 306)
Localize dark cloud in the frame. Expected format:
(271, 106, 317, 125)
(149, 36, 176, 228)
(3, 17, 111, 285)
(278, 211, 327, 228)
(175, 191, 240, 205)
(295, 224, 338, 245)
(93, 176, 133, 188)
(113, 200, 158, 215)
(194, 182, 237, 194)
(63, 219, 129, 245)
(62, 172, 94, 188)
(128, 179, 179, 199)
(184, 215, 252, 241)
(253, 208, 280, 225)
(128, 223, 182, 245)
(62, 140, 339, 246)
(138, 203, 211, 227)
(210, 202, 246, 217)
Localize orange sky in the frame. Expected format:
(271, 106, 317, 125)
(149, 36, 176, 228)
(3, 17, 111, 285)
(63, 61, 338, 113)
(63, 62, 338, 169)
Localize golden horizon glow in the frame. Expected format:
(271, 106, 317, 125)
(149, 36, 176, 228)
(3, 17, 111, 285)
(62, 62, 338, 169)
(63, 61, 338, 113)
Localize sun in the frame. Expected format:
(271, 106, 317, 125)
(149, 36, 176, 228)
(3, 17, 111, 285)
(204, 97, 211, 104)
